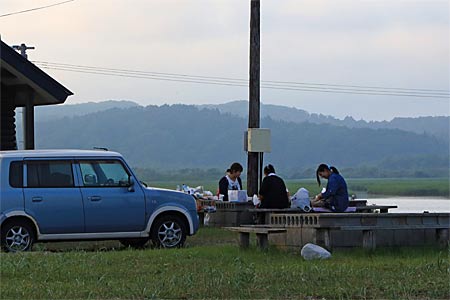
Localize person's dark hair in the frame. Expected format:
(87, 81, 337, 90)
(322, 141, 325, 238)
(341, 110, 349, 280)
(316, 164, 339, 186)
(229, 162, 243, 173)
(263, 164, 276, 175)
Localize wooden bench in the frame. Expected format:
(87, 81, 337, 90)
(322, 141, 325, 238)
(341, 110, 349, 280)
(224, 226, 287, 250)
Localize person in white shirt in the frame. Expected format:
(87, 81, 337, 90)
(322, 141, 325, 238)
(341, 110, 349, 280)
(218, 162, 243, 201)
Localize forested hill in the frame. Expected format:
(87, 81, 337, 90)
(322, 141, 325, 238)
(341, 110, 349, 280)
(35, 100, 139, 121)
(200, 101, 450, 140)
(37, 100, 449, 140)
(35, 104, 449, 177)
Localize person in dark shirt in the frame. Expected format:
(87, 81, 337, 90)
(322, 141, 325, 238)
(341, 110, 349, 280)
(312, 164, 349, 212)
(258, 164, 290, 209)
(218, 162, 243, 201)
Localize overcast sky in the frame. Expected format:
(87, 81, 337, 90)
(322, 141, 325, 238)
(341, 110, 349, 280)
(1, 0, 449, 120)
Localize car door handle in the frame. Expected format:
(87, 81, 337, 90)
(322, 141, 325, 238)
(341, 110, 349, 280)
(32, 196, 43, 202)
(88, 196, 102, 201)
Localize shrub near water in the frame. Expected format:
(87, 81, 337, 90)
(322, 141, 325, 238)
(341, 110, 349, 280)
(1, 228, 449, 299)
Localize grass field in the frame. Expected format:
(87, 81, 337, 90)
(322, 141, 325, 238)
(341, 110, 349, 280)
(1, 228, 449, 299)
(146, 178, 450, 198)
(346, 178, 450, 197)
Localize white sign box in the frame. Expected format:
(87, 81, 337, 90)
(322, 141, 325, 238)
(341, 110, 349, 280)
(246, 128, 271, 153)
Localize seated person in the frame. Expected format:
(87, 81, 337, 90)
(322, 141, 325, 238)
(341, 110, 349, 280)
(312, 164, 349, 212)
(258, 164, 290, 209)
(218, 162, 243, 201)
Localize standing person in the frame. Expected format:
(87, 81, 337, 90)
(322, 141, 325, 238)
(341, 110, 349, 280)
(312, 164, 349, 212)
(258, 164, 290, 209)
(218, 162, 243, 201)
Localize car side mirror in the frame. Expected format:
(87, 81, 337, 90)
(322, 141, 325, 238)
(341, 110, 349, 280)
(128, 177, 135, 192)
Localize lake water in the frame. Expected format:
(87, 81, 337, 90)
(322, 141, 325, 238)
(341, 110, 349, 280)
(365, 196, 450, 213)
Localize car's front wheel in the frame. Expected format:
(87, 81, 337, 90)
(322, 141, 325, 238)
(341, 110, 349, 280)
(151, 215, 187, 248)
(1, 220, 35, 252)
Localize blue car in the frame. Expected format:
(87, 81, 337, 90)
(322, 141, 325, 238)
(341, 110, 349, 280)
(0, 150, 199, 252)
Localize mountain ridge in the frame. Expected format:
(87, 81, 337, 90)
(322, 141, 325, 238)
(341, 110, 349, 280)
(200, 100, 449, 140)
(33, 100, 449, 140)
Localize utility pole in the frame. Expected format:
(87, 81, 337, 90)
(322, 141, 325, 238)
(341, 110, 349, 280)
(12, 43, 35, 59)
(247, 0, 260, 196)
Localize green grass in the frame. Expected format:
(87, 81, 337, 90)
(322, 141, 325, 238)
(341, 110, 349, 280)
(346, 178, 450, 197)
(146, 178, 450, 198)
(1, 228, 449, 299)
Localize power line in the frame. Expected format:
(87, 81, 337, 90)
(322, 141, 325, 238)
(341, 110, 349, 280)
(34, 60, 449, 94)
(263, 79, 449, 93)
(0, 0, 75, 18)
(38, 65, 450, 99)
(35, 61, 247, 84)
(33, 61, 450, 99)
(38, 66, 250, 87)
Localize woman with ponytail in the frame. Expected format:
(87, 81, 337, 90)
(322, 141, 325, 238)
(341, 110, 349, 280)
(312, 164, 349, 212)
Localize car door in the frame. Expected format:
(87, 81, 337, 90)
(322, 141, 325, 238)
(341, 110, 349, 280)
(77, 159, 146, 233)
(23, 159, 85, 234)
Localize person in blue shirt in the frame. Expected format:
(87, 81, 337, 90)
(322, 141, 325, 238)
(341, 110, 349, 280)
(312, 164, 349, 212)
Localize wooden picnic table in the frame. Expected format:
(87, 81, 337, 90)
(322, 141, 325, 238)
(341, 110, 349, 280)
(355, 205, 397, 213)
(349, 199, 368, 207)
(196, 198, 392, 226)
(249, 205, 397, 214)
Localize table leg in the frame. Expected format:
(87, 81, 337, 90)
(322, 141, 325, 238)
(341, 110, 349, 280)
(436, 228, 449, 248)
(239, 232, 250, 248)
(198, 212, 205, 226)
(362, 230, 376, 250)
(314, 228, 331, 250)
(256, 233, 269, 250)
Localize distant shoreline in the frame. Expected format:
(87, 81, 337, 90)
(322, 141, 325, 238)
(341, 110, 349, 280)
(147, 177, 450, 198)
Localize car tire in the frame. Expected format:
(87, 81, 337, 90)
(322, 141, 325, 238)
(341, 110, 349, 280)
(119, 238, 149, 249)
(151, 215, 187, 248)
(1, 220, 35, 252)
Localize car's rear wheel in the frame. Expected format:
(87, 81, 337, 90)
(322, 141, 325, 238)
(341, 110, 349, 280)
(151, 215, 187, 248)
(1, 220, 35, 252)
(119, 238, 149, 249)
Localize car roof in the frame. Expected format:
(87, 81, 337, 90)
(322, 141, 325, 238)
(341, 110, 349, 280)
(0, 149, 122, 159)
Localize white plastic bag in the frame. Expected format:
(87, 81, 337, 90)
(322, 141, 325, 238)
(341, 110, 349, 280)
(228, 190, 239, 202)
(291, 188, 312, 212)
(300, 243, 331, 260)
(252, 194, 261, 206)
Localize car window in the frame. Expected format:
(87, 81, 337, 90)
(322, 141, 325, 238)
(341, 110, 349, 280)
(27, 161, 74, 188)
(9, 161, 23, 188)
(80, 160, 130, 187)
